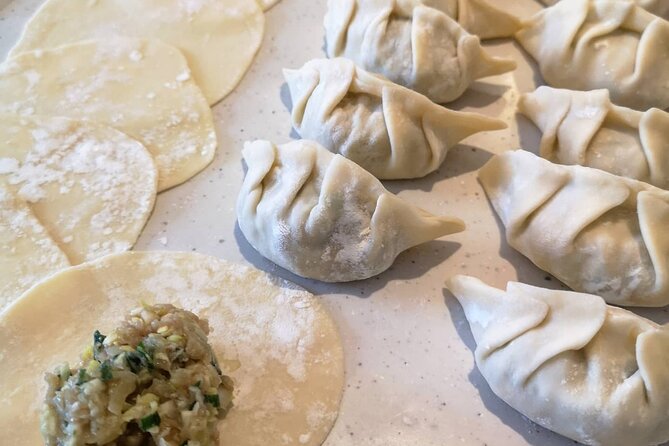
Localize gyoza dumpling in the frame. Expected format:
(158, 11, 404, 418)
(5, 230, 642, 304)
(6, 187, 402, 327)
(519, 86, 669, 189)
(516, 0, 669, 110)
(478, 150, 669, 307)
(283, 58, 507, 180)
(325, 0, 517, 103)
(538, 0, 669, 19)
(237, 139, 465, 282)
(446, 275, 669, 446)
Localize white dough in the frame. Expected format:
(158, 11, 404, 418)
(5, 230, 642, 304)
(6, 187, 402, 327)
(519, 86, 669, 189)
(0, 114, 157, 264)
(516, 0, 669, 110)
(324, 0, 517, 103)
(237, 139, 465, 282)
(479, 150, 669, 307)
(538, 0, 669, 20)
(8, 0, 265, 105)
(447, 275, 669, 446)
(284, 58, 507, 180)
(0, 252, 345, 446)
(0, 183, 70, 313)
(0, 38, 217, 191)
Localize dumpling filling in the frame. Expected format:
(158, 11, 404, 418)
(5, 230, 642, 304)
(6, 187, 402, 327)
(40, 304, 233, 446)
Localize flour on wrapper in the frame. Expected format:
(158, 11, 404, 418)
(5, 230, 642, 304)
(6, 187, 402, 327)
(0, 184, 70, 313)
(519, 86, 669, 189)
(8, 0, 265, 105)
(537, 0, 669, 20)
(447, 275, 669, 446)
(284, 58, 507, 180)
(0, 38, 217, 191)
(237, 139, 465, 282)
(479, 150, 669, 307)
(516, 0, 669, 110)
(0, 251, 345, 446)
(324, 0, 517, 104)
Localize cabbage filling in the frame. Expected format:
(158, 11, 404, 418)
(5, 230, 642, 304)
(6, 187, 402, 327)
(41, 304, 233, 446)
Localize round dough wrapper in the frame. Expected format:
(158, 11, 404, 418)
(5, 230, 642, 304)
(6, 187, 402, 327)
(0, 251, 345, 446)
(0, 38, 217, 191)
(0, 114, 157, 264)
(0, 183, 70, 313)
(8, 0, 265, 105)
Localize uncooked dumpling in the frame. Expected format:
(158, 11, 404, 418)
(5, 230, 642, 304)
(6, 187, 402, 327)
(0, 114, 157, 264)
(447, 275, 669, 446)
(0, 183, 70, 313)
(516, 0, 669, 110)
(479, 150, 669, 307)
(0, 38, 217, 191)
(325, 0, 516, 103)
(519, 86, 669, 189)
(537, 0, 669, 20)
(0, 251, 345, 446)
(284, 58, 506, 180)
(237, 139, 465, 282)
(8, 0, 265, 105)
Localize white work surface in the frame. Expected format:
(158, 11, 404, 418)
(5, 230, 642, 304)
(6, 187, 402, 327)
(2, 0, 668, 444)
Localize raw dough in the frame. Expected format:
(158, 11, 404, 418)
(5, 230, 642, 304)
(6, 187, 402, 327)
(447, 275, 669, 446)
(8, 0, 265, 105)
(538, 0, 669, 20)
(479, 150, 669, 307)
(0, 38, 217, 191)
(0, 251, 345, 446)
(284, 57, 506, 179)
(0, 183, 69, 313)
(238, 139, 465, 282)
(519, 86, 669, 189)
(258, 0, 282, 11)
(0, 114, 157, 264)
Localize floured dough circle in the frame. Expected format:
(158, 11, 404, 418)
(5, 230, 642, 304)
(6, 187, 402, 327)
(0, 251, 345, 446)
(9, 0, 265, 105)
(0, 38, 217, 191)
(0, 183, 70, 313)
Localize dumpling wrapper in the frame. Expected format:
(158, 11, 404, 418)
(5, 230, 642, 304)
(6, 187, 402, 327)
(538, 0, 669, 20)
(325, 0, 517, 103)
(0, 183, 70, 313)
(0, 38, 217, 191)
(516, 0, 669, 110)
(447, 275, 669, 446)
(519, 86, 669, 189)
(8, 0, 265, 105)
(479, 150, 669, 307)
(0, 251, 345, 446)
(258, 0, 282, 11)
(238, 139, 465, 282)
(0, 114, 157, 265)
(284, 58, 507, 180)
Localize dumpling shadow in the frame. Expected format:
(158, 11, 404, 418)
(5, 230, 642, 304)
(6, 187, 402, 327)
(443, 288, 580, 446)
(516, 113, 542, 156)
(384, 145, 494, 194)
(234, 221, 461, 298)
(513, 40, 545, 90)
(447, 81, 510, 110)
(279, 81, 300, 140)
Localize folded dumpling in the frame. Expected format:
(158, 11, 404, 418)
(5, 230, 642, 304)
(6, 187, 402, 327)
(446, 275, 669, 446)
(538, 0, 669, 19)
(237, 139, 465, 282)
(283, 58, 507, 180)
(479, 150, 669, 307)
(516, 0, 669, 110)
(325, 0, 517, 103)
(519, 86, 669, 189)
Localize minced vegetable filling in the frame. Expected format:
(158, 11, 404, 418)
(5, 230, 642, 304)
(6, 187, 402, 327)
(41, 304, 233, 446)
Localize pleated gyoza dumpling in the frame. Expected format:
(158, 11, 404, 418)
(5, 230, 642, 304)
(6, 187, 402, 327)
(283, 58, 507, 180)
(325, 0, 517, 103)
(519, 86, 669, 189)
(446, 275, 669, 446)
(538, 0, 669, 19)
(237, 139, 465, 282)
(516, 0, 669, 110)
(479, 150, 669, 307)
